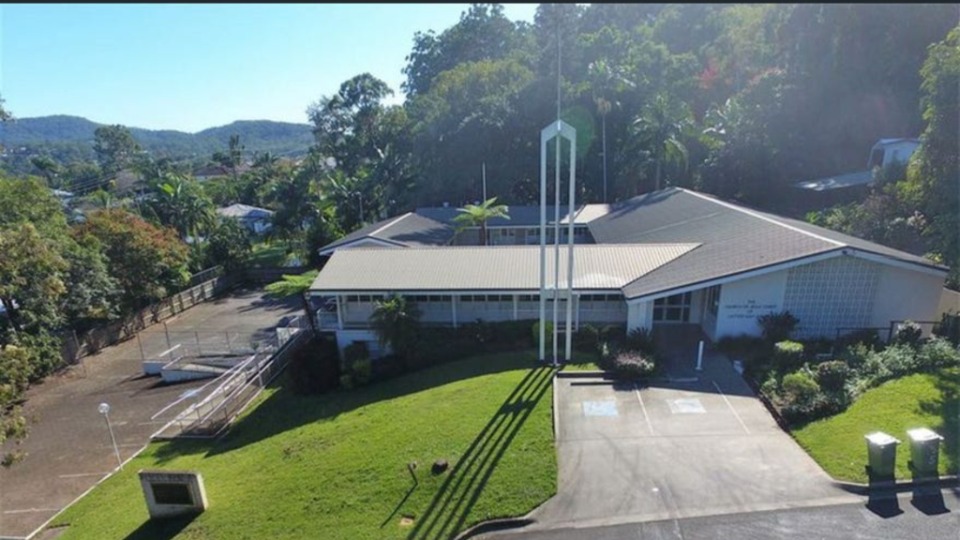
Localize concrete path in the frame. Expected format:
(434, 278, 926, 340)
(529, 353, 857, 531)
(0, 288, 300, 539)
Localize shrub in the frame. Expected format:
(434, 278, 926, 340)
(815, 360, 852, 393)
(573, 324, 600, 354)
(342, 341, 372, 387)
(611, 351, 656, 380)
(757, 311, 799, 343)
(781, 371, 820, 406)
(916, 337, 960, 371)
(344, 341, 369, 368)
(532, 321, 554, 353)
(835, 328, 883, 352)
(934, 313, 960, 346)
(874, 344, 918, 380)
(892, 321, 924, 348)
(339, 374, 354, 390)
(773, 340, 805, 373)
(624, 327, 656, 355)
(286, 336, 339, 394)
(759, 374, 779, 398)
(351, 356, 372, 386)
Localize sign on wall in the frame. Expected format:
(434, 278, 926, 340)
(722, 299, 778, 320)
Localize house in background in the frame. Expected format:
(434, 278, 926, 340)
(792, 138, 921, 209)
(216, 203, 274, 235)
(309, 187, 948, 358)
(194, 163, 252, 182)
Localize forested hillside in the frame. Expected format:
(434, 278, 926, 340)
(0, 115, 312, 170)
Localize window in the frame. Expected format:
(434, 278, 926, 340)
(705, 285, 721, 317)
(654, 292, 692, 322)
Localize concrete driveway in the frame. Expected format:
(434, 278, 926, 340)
(0, 287, 300, 540)
(530, 354, 857, 531)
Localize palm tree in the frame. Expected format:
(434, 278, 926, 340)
(632, 93, 693, 191)
(453, 197, 510, 246)
(369, 295, 421, 360)
(265, 270, 320, 335)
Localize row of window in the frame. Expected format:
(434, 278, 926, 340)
(344, 293, 622, 303)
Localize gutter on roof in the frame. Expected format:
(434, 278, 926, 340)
(318, 236, 408, 256)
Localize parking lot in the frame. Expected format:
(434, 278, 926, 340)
(0, 287, 300, 539)
(531, 355, 857, 530)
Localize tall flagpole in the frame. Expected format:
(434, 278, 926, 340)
(482, 162, 487, 202)
(552, 26, 562, 366)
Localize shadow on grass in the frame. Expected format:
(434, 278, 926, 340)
(123, 513, 196, 540)
(918, 368, 960, 476)
(405, 365, 555, 540)
(205, 350, 544, 457)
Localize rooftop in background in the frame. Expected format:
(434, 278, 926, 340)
(793, 170, 875, 192)
(216, 203, 274, 220)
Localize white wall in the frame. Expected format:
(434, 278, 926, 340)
(714, 270, 788, 338)
(871, 264, 945, 330)
(627, 301, 653, 331)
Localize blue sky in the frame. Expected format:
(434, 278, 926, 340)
(0, 4, 538, 132)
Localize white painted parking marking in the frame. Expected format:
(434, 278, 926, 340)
(59, 472, 109, 479)
(633, 383, 655, 435)
(582, 400, 618, 417)
(712, 380, 751, 435)
(667, 398, 706, 414)
(3, 508, 60, 514)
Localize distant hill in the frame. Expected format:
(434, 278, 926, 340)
(0, 115, 314, 164)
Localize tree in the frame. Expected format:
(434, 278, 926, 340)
(93, 125, 141, 179)
(74, 209, 189, 311)
(370, 295, 421, 361)
(205, 217, 252, 273)
(145, 173, 216, 243)
(402, 3, 524, 97)
(265, 270, 319, 335)
(631, 93, 693, 191)
(60, 236, 120, 333)
(30, 156, 64, 188)
(307, 73, 394, 177)
(211, 134, 245, 184)
(908, 25, 960, 287)
(0, 93, 12, 122)
(0, 223, 67, 340)
(452, 197, 510, 245)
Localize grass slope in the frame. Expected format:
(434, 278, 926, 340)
(53, 351, 557, 539)
(794, 370, 959, 483)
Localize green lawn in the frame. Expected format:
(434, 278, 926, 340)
(52, 351, 557, 540)
(793, 370, 959, 483)
(248, 241, 305, 267)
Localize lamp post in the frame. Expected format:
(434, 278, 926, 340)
(98, 402, 123, 470)
(352, 192, 364, 223)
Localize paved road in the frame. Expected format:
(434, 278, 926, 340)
(483, 488, 960, 539)
(0, 288, 300, 540)
(531, 354, 856, 530)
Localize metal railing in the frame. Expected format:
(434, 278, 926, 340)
(150, 315, 310, 439)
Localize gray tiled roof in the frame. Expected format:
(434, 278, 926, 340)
(415, 205, 579, 227)
(319, 212, 455, 253)
(587, 188, 944, 299)
(310, 244, 699, 293)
